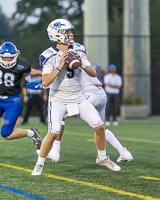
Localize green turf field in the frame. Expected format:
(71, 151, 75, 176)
(0, 117, 160, 200)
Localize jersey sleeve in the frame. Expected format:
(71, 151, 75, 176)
(22, 76, 28, 88)
(78, 44, 91, 67)
(17, 58, 31, 73)
(24, 64, 31, 73)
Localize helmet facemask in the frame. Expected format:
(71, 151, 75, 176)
(65, 29, 74, 44)
(47, 19, 75, 45)
(55, 29, 71, 44)
(0, 42, 20, 69)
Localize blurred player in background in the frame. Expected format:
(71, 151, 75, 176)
(0, 42, 42, 151)
(31, 18, 121, 176)
(21, 63, 47, 125)
(93, 64, 105, 87)
(104, 64, 122, 126)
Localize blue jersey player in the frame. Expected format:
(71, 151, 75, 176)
(0, 42, 42, 150)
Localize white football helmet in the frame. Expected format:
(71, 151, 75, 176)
(0, 42, 20, 69)
(47, 18, 75, 44)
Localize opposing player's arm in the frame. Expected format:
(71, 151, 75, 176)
(22, 87, 29, 103)
(30, 68, 42, 76)
(24, 68, 42, 76)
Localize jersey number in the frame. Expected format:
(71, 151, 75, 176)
(66, 67, 74, 79)
(0, 70, 15, 87)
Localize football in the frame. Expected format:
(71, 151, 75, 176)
(65, 51, 80, 69)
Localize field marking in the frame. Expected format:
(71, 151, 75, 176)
(0, 184, 49, 200)
(117, 137, 160, 144)
(87, 138, 160, 144)
(0, 163, 160, 200)
(65, 131, 93, 137)
(138, 176, 160, 181)
(65, 131, 160, 144)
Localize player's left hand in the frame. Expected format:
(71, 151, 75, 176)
(74, 52, 82, 66)
(26, 82, 43, 90)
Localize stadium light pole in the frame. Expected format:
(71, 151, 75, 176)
(84, 0, 109, 71)
(123, 0, 151, 112)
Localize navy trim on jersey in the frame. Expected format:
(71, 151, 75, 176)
(78, 49, 87, 55)
(39, 55, 46, 66)
(52, 46, 59, 52)
(75, 43, 81, 47)
(40, 54, 57, 65)
(69, 44, 87, 55)
(69, 45, 73, 49)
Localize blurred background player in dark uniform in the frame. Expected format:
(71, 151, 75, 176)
(21, 63, 47, 125)
(0, 42, 42, 150)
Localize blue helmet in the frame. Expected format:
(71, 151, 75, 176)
(0, 42, 20, 68)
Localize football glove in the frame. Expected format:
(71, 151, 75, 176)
(26, 82, 43, 90)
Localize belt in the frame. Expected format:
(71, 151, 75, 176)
(0, 95, 8, 99)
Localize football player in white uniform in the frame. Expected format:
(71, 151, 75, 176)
(37, 70, 133, 163)
(80, 70, 133, 162)
(31, 19, 121, 175)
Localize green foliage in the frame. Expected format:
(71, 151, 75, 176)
(150, 0, 160, 67)
(0, 11, 14, 41)
(134, 96, 143, 105)
(9, 0, 84, 63)
(150, 0, 160, 35)
(108, 0, 123, 34)
(108, 0, 123, 67)
(12, 0, 84, 35)
(123, 95, 143, 105)
(123, 95, 133, 105)
(6, 0, 160, 69)
(13, 36, 51, 64)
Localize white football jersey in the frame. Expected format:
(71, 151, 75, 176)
(80, 70, 107, 121)
(40, 43, 91, 104)
(80, 70, 102, 93)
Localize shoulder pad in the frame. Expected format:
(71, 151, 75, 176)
(39, 47, 57, 65)
(41, 47, 55, 58)
(17, 58, 31, 72)
(75, 43, 87, 55)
